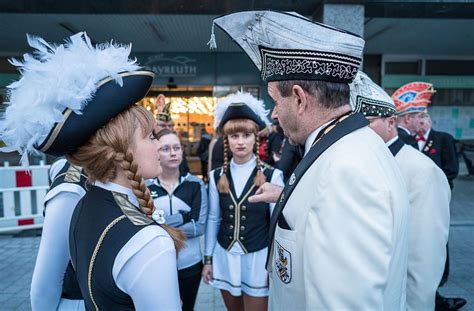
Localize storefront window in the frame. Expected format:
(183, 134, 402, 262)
(139, 95, 217, 156)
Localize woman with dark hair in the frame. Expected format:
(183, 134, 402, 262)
(0, 32, 184, 310)
(202, 92, 284, 311)
(149, 128, 208, 311)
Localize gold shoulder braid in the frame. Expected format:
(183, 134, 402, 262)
(51, 164, 87, 184)
(112, 192, 153, 226)
(311, 113, 353, 148)
(64, 164, 86, 183)
(88, 215, 126, 311)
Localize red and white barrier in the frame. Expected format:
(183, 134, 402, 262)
(0, 162, 50, 233)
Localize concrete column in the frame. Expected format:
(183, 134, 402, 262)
(323, 4, 365, 37)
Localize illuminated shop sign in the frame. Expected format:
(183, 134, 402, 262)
(145, 54, 197, 77)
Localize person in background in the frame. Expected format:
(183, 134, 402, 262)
(215, 10, 409, 310)
(258, 126, 269, 163)
(266, 120, 285, 166)
(197, 128, 212, 182)
(393, 83, 465, 310)
(149, 128, 208, 311)
(0, 32, 185, 310)
(417, 114, 465, 310)
(202, 92, 284, 311)
(417, 113, 459, 189)
(351, 71, 451, 311)
(275, 138, 300, 183)
(392, 82, 435, 149)
(30, 159, 87, 310)
(155, 100, 190, 174)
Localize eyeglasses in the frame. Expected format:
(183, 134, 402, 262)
(160, 145, 182, 154)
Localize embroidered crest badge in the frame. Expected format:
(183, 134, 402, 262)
(274, 241, 292, 284)
(289, 173, 296, 185)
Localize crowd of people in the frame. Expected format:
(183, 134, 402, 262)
(0, 9, 467, 311)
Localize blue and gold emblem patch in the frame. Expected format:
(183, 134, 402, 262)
(274, 241, 292, 284)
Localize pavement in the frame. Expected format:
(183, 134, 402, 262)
(0, 172, 473, 310)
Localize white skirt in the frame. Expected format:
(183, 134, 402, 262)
(211, 243, 269, 297)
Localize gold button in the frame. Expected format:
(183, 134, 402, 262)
(240, 236, 245, 241)
(229, 214, 234, 219)
(229, 225, 234, 229)
(241, 215, 246, 221)
(229, 205, 234, 210)
(241, 205, 247, 211)
(241, 226, 245, 230)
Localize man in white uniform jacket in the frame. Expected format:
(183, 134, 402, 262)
(211, 11, 410, 310)
(350, 72, 451, 310)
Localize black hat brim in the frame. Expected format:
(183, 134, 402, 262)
(218, 103, 266, 131)
(36, 71, 154, 156)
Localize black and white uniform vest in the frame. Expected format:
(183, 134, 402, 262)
(213, 165, 274, 253)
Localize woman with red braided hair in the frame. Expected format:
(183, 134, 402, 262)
(202, 92, 284, 311)
(0, 32, 184, 310)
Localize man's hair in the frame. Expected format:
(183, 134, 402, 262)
(277, 80, 350, 109)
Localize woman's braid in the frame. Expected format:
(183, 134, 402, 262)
(217, 137, 230, 193)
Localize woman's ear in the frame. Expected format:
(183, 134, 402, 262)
(292, 85, 309, 114)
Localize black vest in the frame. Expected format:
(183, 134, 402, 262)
(47, 162, 88, 300)
(214, 165, 274, 253)
(69, 186, 157, 310)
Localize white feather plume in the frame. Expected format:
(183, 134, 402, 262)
(213, 91, 270, 129)
(0, 32, 140, 166)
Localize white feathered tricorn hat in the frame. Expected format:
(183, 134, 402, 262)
(213, 91, 270, 131)
(0, 32, 155, 166)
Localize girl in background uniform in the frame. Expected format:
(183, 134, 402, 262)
(149, 128, 208, 311)
(202, 92, 284, 311)
(0, 32, 184, 310)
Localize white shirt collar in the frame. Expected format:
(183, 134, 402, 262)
(304, 119, 334, 156)
(230, 155, 256, 169)
(386, 135, 399, 147)
(94, 181, 139, 207)
(424, 128, 431, 140)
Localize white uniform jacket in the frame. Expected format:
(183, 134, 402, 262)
(268, 126, 410, 311)
(391, 141, 450, 311)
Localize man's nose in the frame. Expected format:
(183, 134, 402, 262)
(271, 109, 278, 119)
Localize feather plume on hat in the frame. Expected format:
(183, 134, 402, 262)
(0, 32, 140, 166)
(213, 91, 270, 130)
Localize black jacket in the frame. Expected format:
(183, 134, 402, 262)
(397, 127, 418, 149)
(422, 129, 459, 189)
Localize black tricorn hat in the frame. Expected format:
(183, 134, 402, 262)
(0, 32, 156, 166)
(36, 71, 154, 156)
(218, 102, 266, 131)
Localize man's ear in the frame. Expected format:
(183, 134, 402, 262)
(292, 85, 309, 114)
(389, 115, 397, 127)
